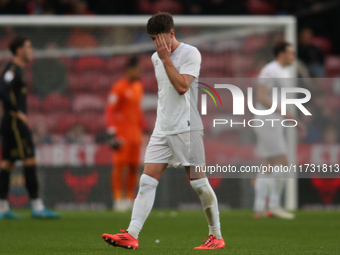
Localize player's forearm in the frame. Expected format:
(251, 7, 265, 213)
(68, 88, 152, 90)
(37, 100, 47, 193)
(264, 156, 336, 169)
(162, 58, 190, 95)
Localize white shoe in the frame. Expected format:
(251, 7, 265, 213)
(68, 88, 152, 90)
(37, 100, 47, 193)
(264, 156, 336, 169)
(270, 207, 295, 219)
(113, 200, 128, 212)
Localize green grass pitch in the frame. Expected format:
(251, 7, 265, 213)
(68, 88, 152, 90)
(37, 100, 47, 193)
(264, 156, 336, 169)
(0, 210, 339, 255)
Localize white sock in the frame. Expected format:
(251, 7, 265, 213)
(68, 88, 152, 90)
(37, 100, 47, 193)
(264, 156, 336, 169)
(0, 199, 10, 213)
(269, 168, 285, 210)
(254, 172, 270, 214)
(31, 198, 45, 211)
(127, 174, 158, 239)
(190, 178, 222, 239)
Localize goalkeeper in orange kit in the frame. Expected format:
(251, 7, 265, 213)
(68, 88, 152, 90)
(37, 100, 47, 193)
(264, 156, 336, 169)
(104, 56, 146, 211)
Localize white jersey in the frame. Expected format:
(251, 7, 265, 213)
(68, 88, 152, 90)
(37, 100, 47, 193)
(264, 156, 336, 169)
(151, 43, 203, 135)
(258, 60, 291, 79)
(256, 60, 292, 116)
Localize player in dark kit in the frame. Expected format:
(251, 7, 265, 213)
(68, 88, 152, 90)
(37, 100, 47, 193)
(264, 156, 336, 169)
(0, 36, 59, 219)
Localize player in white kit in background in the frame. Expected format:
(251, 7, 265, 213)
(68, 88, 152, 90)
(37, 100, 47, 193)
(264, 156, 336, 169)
(102, 12, 225, 250)
(253, 42, 306, 219)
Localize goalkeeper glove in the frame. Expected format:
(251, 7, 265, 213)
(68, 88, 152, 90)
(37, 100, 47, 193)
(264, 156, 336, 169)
(107, 131, 122, 150)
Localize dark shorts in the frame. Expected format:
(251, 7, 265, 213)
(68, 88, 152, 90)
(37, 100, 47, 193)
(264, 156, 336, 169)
(1, 118, 35, 161)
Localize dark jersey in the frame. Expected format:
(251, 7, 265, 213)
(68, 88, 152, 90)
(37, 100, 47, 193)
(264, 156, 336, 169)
(0, 62, 27, 121)
(0, 62, 34, 160)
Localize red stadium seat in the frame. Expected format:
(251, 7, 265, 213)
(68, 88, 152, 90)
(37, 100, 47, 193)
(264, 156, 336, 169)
(43, 113, 60, 132)
(201, 52, 226, 72)
(68, 70, 109, 94)
(67, 73, 78, 92)
(247, 71, 260, 78)
(151, 0, 184, 14)
(27, 112, 44, 130)
(106, 55, 129, 72)
(85, 73, 122, 96)
(81, 70, 102, 90)
(75, 56, 105, 72)
(28, 112, 60, 132)
(226, 54, 255, 74)
(78, 113, 105, 134)
(0, 36, 13, 50)
(246, 0, 276, 15)
(325, 56, 340, 77)
(87, 74, 112, 93)
(55, 113, 79, 134)
(312, 37, 332, 55)
(138, 0, 152, 14)
(242, 36, 268, 52)
(141, 72, 158, 93)
(140, 54, 154, 72)
(325, 95, 340, 110)
(42, 93, 72, 113)
(66, 28, 99, 49)
(318, 79, 333, 93)
(200, 70, 226, 78)
(68, 72, 85, 94)
(60, 57, 75, 71)
(27, 94, 42, 112)
(73, 94, 105, 113)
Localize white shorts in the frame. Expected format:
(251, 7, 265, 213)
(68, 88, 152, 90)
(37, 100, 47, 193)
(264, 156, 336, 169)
(254, 119, 286, 158)
(144, 130, 205, 168)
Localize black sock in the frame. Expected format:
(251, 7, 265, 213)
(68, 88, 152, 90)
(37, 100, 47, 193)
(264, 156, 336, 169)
(0, 169, 10, 199)
(24, 166, 39, 199)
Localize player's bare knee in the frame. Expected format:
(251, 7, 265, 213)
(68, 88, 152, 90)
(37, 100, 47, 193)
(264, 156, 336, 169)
(143, 163, 166, 181)
(186, 166, 207, 180)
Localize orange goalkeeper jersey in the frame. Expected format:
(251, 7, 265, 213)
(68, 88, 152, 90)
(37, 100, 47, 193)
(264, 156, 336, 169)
(105, 78, 146, 142)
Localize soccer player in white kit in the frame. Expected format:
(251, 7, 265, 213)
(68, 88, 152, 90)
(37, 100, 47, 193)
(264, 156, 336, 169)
(253, 42, 306, 219)
(102, 12, 225, 250)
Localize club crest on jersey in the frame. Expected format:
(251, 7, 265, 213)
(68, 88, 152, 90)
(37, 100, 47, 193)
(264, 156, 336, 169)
(4, 70, 14, 84)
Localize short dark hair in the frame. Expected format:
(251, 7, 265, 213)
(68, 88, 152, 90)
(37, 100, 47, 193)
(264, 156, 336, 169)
(146, 12, 174, 35)
(273, 41, 291, 58)
(126, 56, 139, 69)
(9, 35, 29, 55)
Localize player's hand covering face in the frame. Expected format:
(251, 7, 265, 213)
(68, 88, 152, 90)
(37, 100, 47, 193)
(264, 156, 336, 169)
(152, 34, 171, 62)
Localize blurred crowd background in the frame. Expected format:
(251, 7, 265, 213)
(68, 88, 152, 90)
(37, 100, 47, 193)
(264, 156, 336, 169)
(1, 0, 340, 53)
